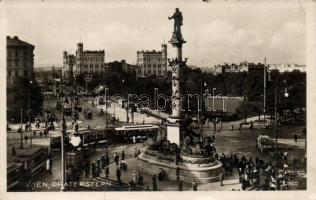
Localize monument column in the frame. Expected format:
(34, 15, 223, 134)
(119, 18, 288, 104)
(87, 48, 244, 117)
(166, 8, 187, 145)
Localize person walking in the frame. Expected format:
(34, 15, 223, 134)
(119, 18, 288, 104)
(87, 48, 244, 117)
(132, 170, 138, 185)
(212, 134, 215, 143)
(294, 133, 298, 143)
(192, 179, 198, 191)
(114, 153, 119, 166)
(105, 166, 110, 179)
(11, 145, 16, 156)
(122, 150, 125, 161)
(24, 135, 28, 144)
(220, 171, 224, 186)
(178, 180, 183, 191)
(85, 161, 90, 178)
(116, 166, 121, 183)
(152, 174, 157, 191)
(101, 154, 106, 169)
(49, 157, 53, 173)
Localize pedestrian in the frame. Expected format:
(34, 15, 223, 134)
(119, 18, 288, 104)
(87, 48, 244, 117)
(44, 131, 47, 138)
(85, 161, 90, 177)
(178, 180, 183, 191)
(24, 135, 28, 144)
(101, 154, 106, 169)
(132, 170, 138, 185)
(46, 157, 51, 172)
(212, 134, 215, 143)
(114, 153, 119, 165)
(105, 166, 110, 178)
(116, 166, 121, 183)
(122, 150, 125, 161)
(11, 145, 16, 156)
(294, 134, 298, 143)
(49, 158, 53, 173)
(220, 171, 224, 186)
(33, 131, 37, 137)
(152, 174, 157, 191)
(192, 179, 198, 191)
(91, 161, 96, 178)
(40, 131, 43, 138)
(96, 159, 101, 177)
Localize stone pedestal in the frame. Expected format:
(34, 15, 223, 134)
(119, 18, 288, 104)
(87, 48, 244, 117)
(137, 153, 222, 183)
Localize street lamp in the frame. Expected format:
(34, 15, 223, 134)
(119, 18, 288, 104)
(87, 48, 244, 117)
(122, 79, 129, 123)
(29, 80, 33, 148)
(274, 81, 289, 190)
(212, 88, 216, 111)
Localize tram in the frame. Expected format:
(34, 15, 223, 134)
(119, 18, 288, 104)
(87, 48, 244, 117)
(114, 124, 160, 143)
(11, 146, 48, 178)
(49, 126, 116, 150)
(7, 162, 24, 191)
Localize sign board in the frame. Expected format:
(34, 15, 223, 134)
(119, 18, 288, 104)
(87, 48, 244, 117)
(166, 124, 180, 145)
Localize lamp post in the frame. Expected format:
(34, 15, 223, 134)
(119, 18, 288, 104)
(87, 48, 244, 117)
(60, 80, 66, 191)
(20, 108, 23, 149)
(104, 87, 108, 128)
(29, 80, 33, 148)
(212, 88, 216, 111)
(264, 57, 267, 125)
(274, 81, 289, 190)
(122, 79, 129, 123)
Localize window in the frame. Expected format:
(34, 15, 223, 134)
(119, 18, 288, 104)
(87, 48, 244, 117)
(15, 51, 18, 57)
(84, 64, 88, 68)
(90, 64, 93, 68)
(8, 61, 11, 67)
(24, 70, 28, 77)
(8, 51, 11, 58)
(24, 51, 27, 58)
(15, 71, 19, 76)
(8, 70, 11, 76)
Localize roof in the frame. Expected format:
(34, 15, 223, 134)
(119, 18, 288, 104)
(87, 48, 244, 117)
(7, 36, 34, 48)
(115, 124, 160, 131)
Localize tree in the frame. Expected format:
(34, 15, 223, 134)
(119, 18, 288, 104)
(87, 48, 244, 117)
(7, 77, 43, 123)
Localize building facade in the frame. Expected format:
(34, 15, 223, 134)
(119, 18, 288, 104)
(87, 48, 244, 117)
(62, 52, 75, 83)
(62, 43, 105, 82)
(136, 44, 167, 77)
(7, 36, 34, 88)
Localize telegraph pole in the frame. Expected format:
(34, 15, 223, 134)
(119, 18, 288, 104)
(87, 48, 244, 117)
(264, 57, 267, 125)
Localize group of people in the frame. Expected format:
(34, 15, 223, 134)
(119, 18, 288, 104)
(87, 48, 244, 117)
(85, 152, 111, 178)
(217, 152, 295, 190)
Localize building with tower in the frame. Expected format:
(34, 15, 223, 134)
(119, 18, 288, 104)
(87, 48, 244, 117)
(136, 44, 167, 77)
(6, 36, 35, 88)
(62, 42, 105, 82)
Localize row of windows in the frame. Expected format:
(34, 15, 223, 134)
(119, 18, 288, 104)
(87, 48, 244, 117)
(80, 57, 104, 62)
(83, 64, 104, 69)
(138, 69, 164, 75)
(7, 50, 30, 58)
(7, 61, 29, 68)
(7, 70, 29, 77)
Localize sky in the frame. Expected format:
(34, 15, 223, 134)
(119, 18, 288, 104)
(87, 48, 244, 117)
(4, 0, 306, 67)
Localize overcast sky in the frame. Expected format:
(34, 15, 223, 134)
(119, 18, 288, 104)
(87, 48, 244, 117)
(5, 0, 306, 67)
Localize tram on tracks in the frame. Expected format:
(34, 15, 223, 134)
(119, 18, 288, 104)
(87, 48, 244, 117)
(7, 162, 24, 191)
(49, 126, 116, 151)
(114, 124, 161, 143)
(9, 146, 48, 182)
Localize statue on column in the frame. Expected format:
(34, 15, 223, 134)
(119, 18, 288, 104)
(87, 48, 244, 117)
(168, 8, 183, 40)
